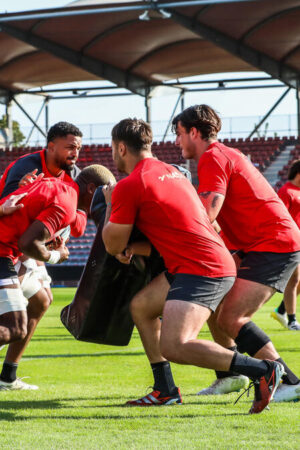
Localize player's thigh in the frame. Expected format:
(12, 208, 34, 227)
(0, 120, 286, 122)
(219, 277, 274, 320)
(130, 272, 170, 318)
(286, 264, 300, 288)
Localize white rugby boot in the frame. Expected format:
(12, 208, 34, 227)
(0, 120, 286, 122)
(271, 309, 288, 329)
(287, 320, 300, 331)
(0, 378, 39, 391)
(197, 375, 250, 395)
(272, 383, 300, 402)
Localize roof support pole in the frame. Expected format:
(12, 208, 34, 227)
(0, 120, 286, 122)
(247, 87, 291, 139)
(5, 97, 13, 150)
(25, 97, 48, 146)
(145, 96, 151, 124)
(296, 82, 300, 138)
(12, 96, 46, 138)
(181, 91, 185, 111)
(162, 90, 184, 142)
(45, 97, 50, 134)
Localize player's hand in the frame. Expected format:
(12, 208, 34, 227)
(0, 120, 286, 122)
(19, 169, 44, 187)
(115, 246, 133, 265)
(57, 243, 69, 263)
(47, 235, 63, 250)
(102, 181, 116, 205)
(1, 192, 28, 215)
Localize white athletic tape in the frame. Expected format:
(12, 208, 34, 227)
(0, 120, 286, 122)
(47, 250, 61, 264)
(21, 270, 42, 299)
(0, 287, 28, 315)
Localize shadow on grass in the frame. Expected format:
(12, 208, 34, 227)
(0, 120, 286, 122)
(22, 351, 145, 360)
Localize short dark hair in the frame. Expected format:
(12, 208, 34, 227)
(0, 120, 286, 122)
(111, 118, 152, 154)
(288, 159, 300, 180)
(47, 121, 82, 145)
(172, 105, 221, 140)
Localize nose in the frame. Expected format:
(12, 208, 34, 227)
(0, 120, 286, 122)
(175, 136, 180, 146)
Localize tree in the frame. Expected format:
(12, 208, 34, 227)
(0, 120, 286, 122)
(0, 114, 25, 146)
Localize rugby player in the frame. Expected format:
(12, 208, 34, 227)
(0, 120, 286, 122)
(272, 160, 300, 330)
(0, 164, 110, 390)
(102, 118, 284, 414)
(172, 105, 300, 402)
(0, 122, 86, 390)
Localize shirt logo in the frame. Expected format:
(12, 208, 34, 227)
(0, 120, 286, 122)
(158, 171, 185, 182)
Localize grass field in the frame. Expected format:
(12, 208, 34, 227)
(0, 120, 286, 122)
(0, 288, 299, 449)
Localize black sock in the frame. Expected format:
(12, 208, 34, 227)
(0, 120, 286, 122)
(276, 358, 300, 385)
(277, 300, 286, 315)
(230, 352, 270, 380)
(216, 345, 238, 379)
(151, 361, 177, 395)
(0, 362, 18, 383)
(288, 314, 296, 325)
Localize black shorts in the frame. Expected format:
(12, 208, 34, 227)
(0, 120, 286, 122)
(0, 257, 18, 279)
(166, 273, 235, 312)
(237, 251, 300, 293)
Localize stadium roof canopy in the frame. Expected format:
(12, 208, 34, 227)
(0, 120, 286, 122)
(0, 0, 299, 100)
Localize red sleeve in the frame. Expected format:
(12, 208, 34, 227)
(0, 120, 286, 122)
(36, 193, 77, 237)
(277, 187, 291, 211)
(109, 178, 140, 225)
(197, 151, 231, 196)
(70, 210, 87, 237)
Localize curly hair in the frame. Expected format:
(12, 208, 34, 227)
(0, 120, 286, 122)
(172, 105, 221, 140)
(47, 122, 82, 145)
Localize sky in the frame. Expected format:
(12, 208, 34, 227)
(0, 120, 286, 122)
(0, 1, 298, 144)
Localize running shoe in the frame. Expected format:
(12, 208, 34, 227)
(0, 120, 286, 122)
(287, 320, 300, 331)
(272, 382, 300, 402)
(0, 378, 39, 391)
(126, 388, 182, 406)
(249, 361, 285, 414)
(271, 308, 288, 329)
(197, 375, 249, 395)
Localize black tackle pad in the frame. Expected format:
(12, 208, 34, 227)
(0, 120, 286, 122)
(60, 186, 152, 346)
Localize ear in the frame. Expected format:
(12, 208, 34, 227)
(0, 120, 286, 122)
(190, 127, 202, 140)
(119, 142, 127, 156)
(86, 182, 97, 195)
(47, 141, 54, 152)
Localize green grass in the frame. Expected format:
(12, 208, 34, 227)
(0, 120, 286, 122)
(0, 288, 299, 449)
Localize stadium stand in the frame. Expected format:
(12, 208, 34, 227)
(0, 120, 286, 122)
(275, 138, 300, 191)
(0, 137, 294, 283)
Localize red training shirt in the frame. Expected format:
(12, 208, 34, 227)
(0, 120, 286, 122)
(110, 158, 236, 278)
(197, 142, 300, 253)
(0, 178, 78, 264)
(277, 181, 300, 229)
(0, 149, 86, 237)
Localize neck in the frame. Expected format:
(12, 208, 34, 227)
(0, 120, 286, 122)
(194, 138, 217, 163)
(290, 178, 300, 188)
(44, 150, 63, 177)
(125, 151, 153, 174)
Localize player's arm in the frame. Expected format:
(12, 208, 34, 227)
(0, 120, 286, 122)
(102, 222, 133, 256)
(198, 191, 225, 223)
(115, 241, 152, 264)
(18, 220, 69, 263)
(70, 209, 87, 237)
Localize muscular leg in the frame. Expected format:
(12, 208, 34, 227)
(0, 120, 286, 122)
(0, 310, 27, 345)
(130, 273, 169, 363)
(161, 300, 233, 370)
(127, 273, 179, 403)
(217, 278, 279, 359)
(282, 265, 300, 315)
(4, 288, 51, 364)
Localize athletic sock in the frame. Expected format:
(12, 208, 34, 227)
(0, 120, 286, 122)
(277, 300, 286, 315)
(276, 357, 300, 385)
(230, 352, 270, 380)
(216, 345, 238, 379)
(288, 314, 296, 325)
(151, 361, 177, 395)
(0, 362, 18, 383)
